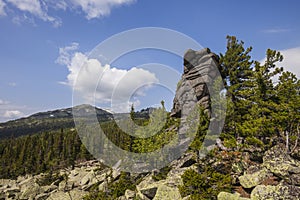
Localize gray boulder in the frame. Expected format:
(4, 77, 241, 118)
(251, 184, 300, 200)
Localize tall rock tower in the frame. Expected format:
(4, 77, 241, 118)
(171, 48, 221, 118)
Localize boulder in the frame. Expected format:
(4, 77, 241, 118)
(19, 183, 41, 199)
(125, 189, 136, 200)
(262, 145, 300, 178)
(169, 152, 196, 169)
(0, 179, 16, 187)
(217, 192, 250, 200)
(80, 171, 94, 186)
(238, 169, 272, 188)
(140, 187, 158, 199)
(251, 184, 300, 200)
(98, 181, 108, 192)
(46, 191, 71, 200)
(182, 195, 191, 200)
(69, 189, 88, 200)
(35, 193, 50, 200)
(58, 180, 67, 191)
(41, 185, 58, 193)
(118, 196, 127, 200)
(137, 175, 184, 200)
(153, 184, 181, 200)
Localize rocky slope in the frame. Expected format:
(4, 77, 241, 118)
(217, 144, 300, 199)
(0, 153, 197, 200)
(1, 144, 299, 200)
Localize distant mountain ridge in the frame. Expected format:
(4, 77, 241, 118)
(0, 104, 152, 139)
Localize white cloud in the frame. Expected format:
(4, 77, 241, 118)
(260, 47, 300, 80)
(70, 0, 135, 19)
(48, 0, 67, 10)
(57, 43, 159, 112)
(55, 42, 79, 65)
(2, 0, 136, 26)
(0, 102, 31, 122)
(12, 14, 36, 26)
(280, 47, 300, 78)
(6, 0, 62, 27)
(3, 110, 24, 118)
(0, 0, 6, 16)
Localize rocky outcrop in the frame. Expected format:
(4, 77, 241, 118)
(218, 145, 300, 200)
(118, 152, 198, 200)
(171, 48, 220, 118)
(0, 160, 111, 200)
(0, 152, 199, 200)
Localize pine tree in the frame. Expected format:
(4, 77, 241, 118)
(245, 49, 283, 140)
(219, 35, 254, 140)
(274, 71, 300, 152)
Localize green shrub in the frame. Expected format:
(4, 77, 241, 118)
(84, 172, 137, 200)
(245, 136, 264, 147)
(179, 167, 232, 200)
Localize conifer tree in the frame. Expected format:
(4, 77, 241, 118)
(219, 35, 254, 140)
(274, 71, 300, 152)
(244, 49, 283, 141)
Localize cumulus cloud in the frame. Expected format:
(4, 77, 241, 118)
(57, 43, 159, 112)
(260, 47, 300, 79)
(279, 47, 300, 78)
(0, 101, 30, 122)
(70, 0, 135, 19)
(3, 110, 24, 118)
(6, 0, 62, 27)
(0, 0, 6, 16)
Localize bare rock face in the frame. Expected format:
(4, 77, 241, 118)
(171, 48, 220, 118)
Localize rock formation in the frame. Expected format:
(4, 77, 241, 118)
(171, 48, 221, 118)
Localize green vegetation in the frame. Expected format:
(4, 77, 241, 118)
(179, 167, 232, 200)
(84, 172, 140, 200)
(0, 128, 94, 179)
(219, 35, 300, 151)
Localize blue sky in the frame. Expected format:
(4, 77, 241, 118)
(0, 0, 300, 122)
